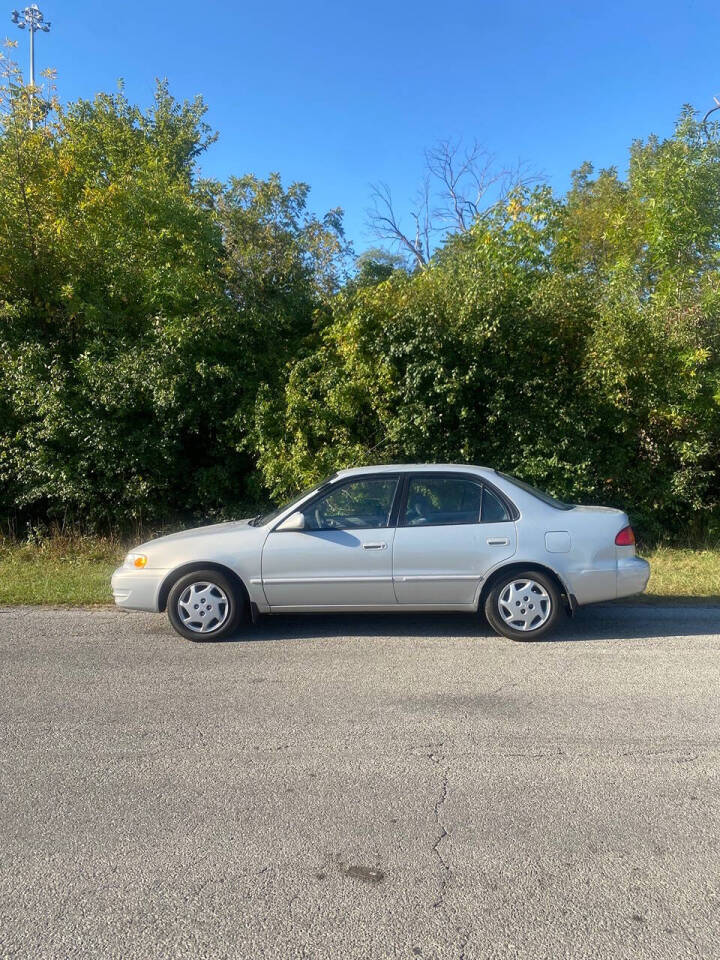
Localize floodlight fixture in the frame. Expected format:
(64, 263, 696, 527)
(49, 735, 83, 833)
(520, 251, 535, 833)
(9, 3, 52, 128)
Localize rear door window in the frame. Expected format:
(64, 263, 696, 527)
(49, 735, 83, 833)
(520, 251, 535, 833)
(403, 477, 482, 526)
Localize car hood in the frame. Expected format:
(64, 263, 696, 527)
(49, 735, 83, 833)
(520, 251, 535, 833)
(136, 519, 255, 552)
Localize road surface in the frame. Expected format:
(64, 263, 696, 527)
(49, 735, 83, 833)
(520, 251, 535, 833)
(1, 604, 719, 959)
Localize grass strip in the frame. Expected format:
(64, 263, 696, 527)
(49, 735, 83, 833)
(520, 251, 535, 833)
(1, 540, 718, 606)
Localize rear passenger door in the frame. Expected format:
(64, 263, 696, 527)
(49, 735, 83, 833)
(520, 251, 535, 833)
(392, 473, 516, 606)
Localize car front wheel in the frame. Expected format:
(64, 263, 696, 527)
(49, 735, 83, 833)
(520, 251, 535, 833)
(167, 569, 243, 641)
(484, 570, 561, 641)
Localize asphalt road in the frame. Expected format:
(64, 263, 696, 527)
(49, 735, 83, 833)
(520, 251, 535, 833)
(1, 605, 719, 960)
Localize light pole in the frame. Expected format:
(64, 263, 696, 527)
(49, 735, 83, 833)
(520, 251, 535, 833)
(10, 4, 51, 129)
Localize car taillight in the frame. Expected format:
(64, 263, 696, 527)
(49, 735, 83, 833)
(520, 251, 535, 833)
(615, 525, 635, 546)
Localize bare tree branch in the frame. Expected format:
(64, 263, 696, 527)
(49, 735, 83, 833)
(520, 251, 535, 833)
(367, 182, 428, 267)
(367, 139, 538, 265)
(426, 139, 511, 233)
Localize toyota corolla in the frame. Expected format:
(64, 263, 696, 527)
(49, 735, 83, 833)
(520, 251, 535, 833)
(111, 464, 650, 642)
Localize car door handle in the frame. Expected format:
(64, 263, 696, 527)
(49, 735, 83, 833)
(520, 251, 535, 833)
(487, 537, 510, 545)
(363, 542, 387, 550)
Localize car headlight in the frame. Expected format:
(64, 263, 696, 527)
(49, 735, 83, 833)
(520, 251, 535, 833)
(124, 552, 148, 569)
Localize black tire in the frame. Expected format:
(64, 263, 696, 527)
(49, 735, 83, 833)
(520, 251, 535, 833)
(484, 569, 561, 642)
(167, 569, 244, 641)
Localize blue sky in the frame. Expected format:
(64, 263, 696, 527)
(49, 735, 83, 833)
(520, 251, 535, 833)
(12, 0, 719, 254)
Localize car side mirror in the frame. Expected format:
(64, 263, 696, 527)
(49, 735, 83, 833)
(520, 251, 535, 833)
(276, 510, 306, 532)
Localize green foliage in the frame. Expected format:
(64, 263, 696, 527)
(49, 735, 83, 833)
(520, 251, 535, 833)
(258, 125, 720, 537)
(0, 53, 345, 528)
(350, 249, 408, 289)
(1, 49, 719, 540)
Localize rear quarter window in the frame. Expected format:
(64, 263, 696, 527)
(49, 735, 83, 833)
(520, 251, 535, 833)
(481, 486, 511, 523)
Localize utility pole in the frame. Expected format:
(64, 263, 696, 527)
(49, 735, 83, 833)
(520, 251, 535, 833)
(10, 4, 51, 130)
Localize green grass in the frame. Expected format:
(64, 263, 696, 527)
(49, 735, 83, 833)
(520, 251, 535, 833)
(1, 537, 719, 606)
(639, 545, 720, 604)
(0, 537, 124, 606)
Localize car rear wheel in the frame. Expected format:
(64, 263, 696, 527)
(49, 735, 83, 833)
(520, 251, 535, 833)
(167, 570, 243, 641)
(484, 570, 561, 641)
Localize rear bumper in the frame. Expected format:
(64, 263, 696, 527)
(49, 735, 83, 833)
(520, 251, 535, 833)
(617, 556, 651, 599)
(111, 567, 167, 612)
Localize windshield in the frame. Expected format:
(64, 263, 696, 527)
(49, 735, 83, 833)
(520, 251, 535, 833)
(249, 473, 339, 526)
(497, 472, 573, 511)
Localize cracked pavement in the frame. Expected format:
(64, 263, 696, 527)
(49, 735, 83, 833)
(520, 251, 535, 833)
(1, 604, 719, 959)
(429, 747, 450, 911)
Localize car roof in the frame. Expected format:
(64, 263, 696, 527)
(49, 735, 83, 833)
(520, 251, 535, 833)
(335, 463, 493, 477)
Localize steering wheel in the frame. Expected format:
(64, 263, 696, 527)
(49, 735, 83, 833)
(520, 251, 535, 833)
(315, 507, 341, 529)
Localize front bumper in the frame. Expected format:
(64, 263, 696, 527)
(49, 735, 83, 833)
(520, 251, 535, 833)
(111, 566, 168, 612)
(617, 556, 651, 599)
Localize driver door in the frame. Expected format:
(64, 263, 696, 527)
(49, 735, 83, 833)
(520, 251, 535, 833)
(261, 475, 400, 609)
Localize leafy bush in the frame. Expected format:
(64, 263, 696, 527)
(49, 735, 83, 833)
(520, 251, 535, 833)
(0, 56, 345, 530)
(257, 117, 720, 538)
(1, 47, 718, 541)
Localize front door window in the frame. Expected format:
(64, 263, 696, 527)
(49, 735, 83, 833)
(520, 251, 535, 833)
(304, 477, 399, 530)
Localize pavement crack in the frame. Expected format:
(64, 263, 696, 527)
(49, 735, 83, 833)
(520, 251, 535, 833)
(458, 931, 470, 960)
(428, 745, 451, 910)
(489, 680, 516, 697)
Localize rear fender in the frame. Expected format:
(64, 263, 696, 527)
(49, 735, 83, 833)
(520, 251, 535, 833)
(478, 561, 575, 615)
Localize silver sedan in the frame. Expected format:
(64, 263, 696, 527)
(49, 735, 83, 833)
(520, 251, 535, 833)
(111, 464, 650, 642)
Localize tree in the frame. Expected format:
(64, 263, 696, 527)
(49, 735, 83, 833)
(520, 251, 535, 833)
(2, 41, 719, 541)
(257, 114, 720, 536)
(0, 56, 348, 529)
(367, 139, 533, 267)
(349, 249, 407, 289)
(255, 188, 600, 501)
